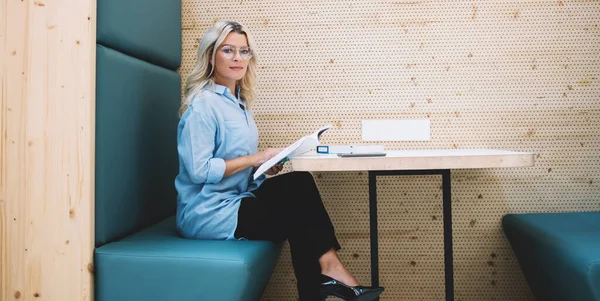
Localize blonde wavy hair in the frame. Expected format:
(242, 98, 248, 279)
(180, 20, 258, 116)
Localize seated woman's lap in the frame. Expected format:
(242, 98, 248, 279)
(234, 172, 318, 242)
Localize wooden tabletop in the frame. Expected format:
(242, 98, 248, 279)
(290, 149, 535, 171)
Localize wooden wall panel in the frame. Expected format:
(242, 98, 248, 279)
(181, 0, 600, 300)
(1, 0, 96, 300)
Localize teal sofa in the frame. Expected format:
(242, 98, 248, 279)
(93, 1, 281, 300)
(503, 212, 600, 301)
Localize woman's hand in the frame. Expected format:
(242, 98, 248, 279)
(251, 148, 283, 168)
(265, 163, 284, 176)
(225, 148, 285, 178)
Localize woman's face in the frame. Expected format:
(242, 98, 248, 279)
(213, 32, 251, 87)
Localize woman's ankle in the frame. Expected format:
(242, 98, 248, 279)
(321, 269, 359, 286)
(320, 263, 359, 286)
(318, 249, 359, 286)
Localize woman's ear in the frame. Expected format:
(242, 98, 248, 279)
(208, 49, 214, 66)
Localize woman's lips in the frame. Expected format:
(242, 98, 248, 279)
(230, 67, 243, 71)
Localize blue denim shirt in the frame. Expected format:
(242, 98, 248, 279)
(174, 84, 266, 240)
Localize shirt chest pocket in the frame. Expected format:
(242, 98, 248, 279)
(223, 120, 250, 157)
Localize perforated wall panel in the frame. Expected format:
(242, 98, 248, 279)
(181, 1, 600, 300)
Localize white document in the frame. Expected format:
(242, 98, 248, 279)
(253, 125, 332, 180)
(362, 119, 430, 141)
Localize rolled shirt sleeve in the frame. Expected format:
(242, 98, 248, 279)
(178, 108, 226, 184)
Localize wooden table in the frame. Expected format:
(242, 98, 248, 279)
(290, 149, 535, 301)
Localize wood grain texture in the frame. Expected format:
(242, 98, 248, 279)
(1, 0, 96, 300)
(291, 149, 535, 171)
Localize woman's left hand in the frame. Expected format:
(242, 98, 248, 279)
(265, 163, 284, 176)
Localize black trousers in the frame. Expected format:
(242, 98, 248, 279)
(235, 171, 341, 301)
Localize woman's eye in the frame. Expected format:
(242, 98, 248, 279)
(223, 48, 233, 53)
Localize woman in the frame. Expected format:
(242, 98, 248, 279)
(175, 20, 384, 301)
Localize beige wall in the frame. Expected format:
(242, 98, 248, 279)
(182, 0, 599, 300)
(1, 0, 96, 300)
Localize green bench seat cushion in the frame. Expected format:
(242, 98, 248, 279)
(503, 212, 600, 301)
(97, 0, 182, 70)
(95, 45, 180, 247)
(94, 216, 282, 301)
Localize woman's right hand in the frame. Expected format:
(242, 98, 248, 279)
(251, 148, 283, 168)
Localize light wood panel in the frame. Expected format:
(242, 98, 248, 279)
(1, 0, 96, 300)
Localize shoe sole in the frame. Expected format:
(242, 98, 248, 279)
(350, 288, 384, 301)
(321, 288, 384, 301)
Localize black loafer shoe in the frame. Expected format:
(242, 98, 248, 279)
(319, 274, 384, 301)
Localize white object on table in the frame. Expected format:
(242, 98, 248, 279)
(362, 119, 431, 141)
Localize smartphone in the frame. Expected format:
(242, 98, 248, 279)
(337, 152, 387, 157)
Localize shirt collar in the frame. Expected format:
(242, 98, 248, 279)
(213, 84, 227, 95)
(208, 83, 246, 108)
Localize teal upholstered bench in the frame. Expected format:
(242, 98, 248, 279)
(503, 212, 600, 301)
(93, 1, 281, 300)
(95, 216, 281, 301)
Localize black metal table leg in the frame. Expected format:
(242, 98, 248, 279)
(368, 172, 379, 289)
(442, 169, 454, 301)
(367, 170, 453, 301)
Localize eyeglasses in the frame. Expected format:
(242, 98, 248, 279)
(218, 45, 253, 60)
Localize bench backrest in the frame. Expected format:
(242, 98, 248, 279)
(95, 0, 182, 247)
